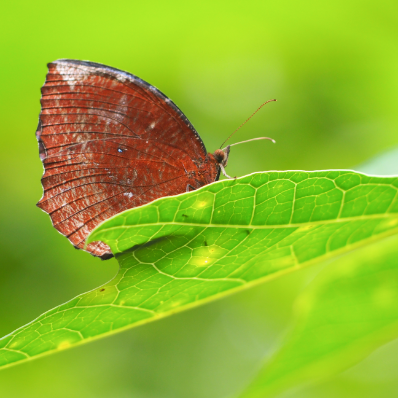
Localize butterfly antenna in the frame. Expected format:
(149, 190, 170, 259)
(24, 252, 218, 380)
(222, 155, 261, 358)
(222, 136, 275, 151)
(219, 99, 277, 149)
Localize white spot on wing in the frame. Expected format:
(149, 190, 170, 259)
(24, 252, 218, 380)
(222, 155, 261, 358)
(56, 63, 87, 91)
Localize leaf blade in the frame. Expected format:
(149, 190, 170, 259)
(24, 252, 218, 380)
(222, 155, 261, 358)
(239, 235, 398, 398)
(1, 170, 398, 370)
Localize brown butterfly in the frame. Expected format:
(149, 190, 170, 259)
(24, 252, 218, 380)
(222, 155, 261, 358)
(36, 60, 232, 259)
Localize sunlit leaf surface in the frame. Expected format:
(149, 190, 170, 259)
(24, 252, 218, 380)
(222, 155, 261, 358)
(1, 171, 398, 369)
(240, 234, 398, 398)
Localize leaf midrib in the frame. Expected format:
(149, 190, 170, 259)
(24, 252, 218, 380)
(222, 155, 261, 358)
(93, 212, 398, 234)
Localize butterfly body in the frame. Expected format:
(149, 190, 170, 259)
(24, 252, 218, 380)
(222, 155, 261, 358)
(36, 60, 228, 259)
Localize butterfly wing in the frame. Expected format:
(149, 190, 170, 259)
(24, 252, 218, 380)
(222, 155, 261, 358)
(37, 59, 212, 259)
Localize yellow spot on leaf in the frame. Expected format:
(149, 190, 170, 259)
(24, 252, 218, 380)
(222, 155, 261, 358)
(298, 225, 316, 232)
(188, 245, 226, 267)
(386, 218, 398, 227)
(189, 256, 213, 267)
(58, 341, 72, 350)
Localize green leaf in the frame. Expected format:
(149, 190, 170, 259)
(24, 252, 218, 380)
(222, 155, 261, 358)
(239, 234, 398, 398)
(1, 171, 398, 370)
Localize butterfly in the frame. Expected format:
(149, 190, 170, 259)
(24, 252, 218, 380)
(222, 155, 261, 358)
(36, 59, 232, 259)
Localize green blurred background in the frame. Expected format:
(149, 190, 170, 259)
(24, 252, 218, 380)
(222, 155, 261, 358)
(1, 0, 398, 396)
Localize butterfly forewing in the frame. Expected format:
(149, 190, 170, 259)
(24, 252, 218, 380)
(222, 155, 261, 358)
(37, 59, 214, 259)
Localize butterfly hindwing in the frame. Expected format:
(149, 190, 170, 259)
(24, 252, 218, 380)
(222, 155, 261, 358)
(37, 59, 211, 258)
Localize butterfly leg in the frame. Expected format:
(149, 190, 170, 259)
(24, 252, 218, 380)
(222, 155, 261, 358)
(186, 184, 196, 192)
(219, 164, 236, 179)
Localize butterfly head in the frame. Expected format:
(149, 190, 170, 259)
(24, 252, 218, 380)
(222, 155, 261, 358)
(213, 146, 230, 168)
(212, 146, 232, 179)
